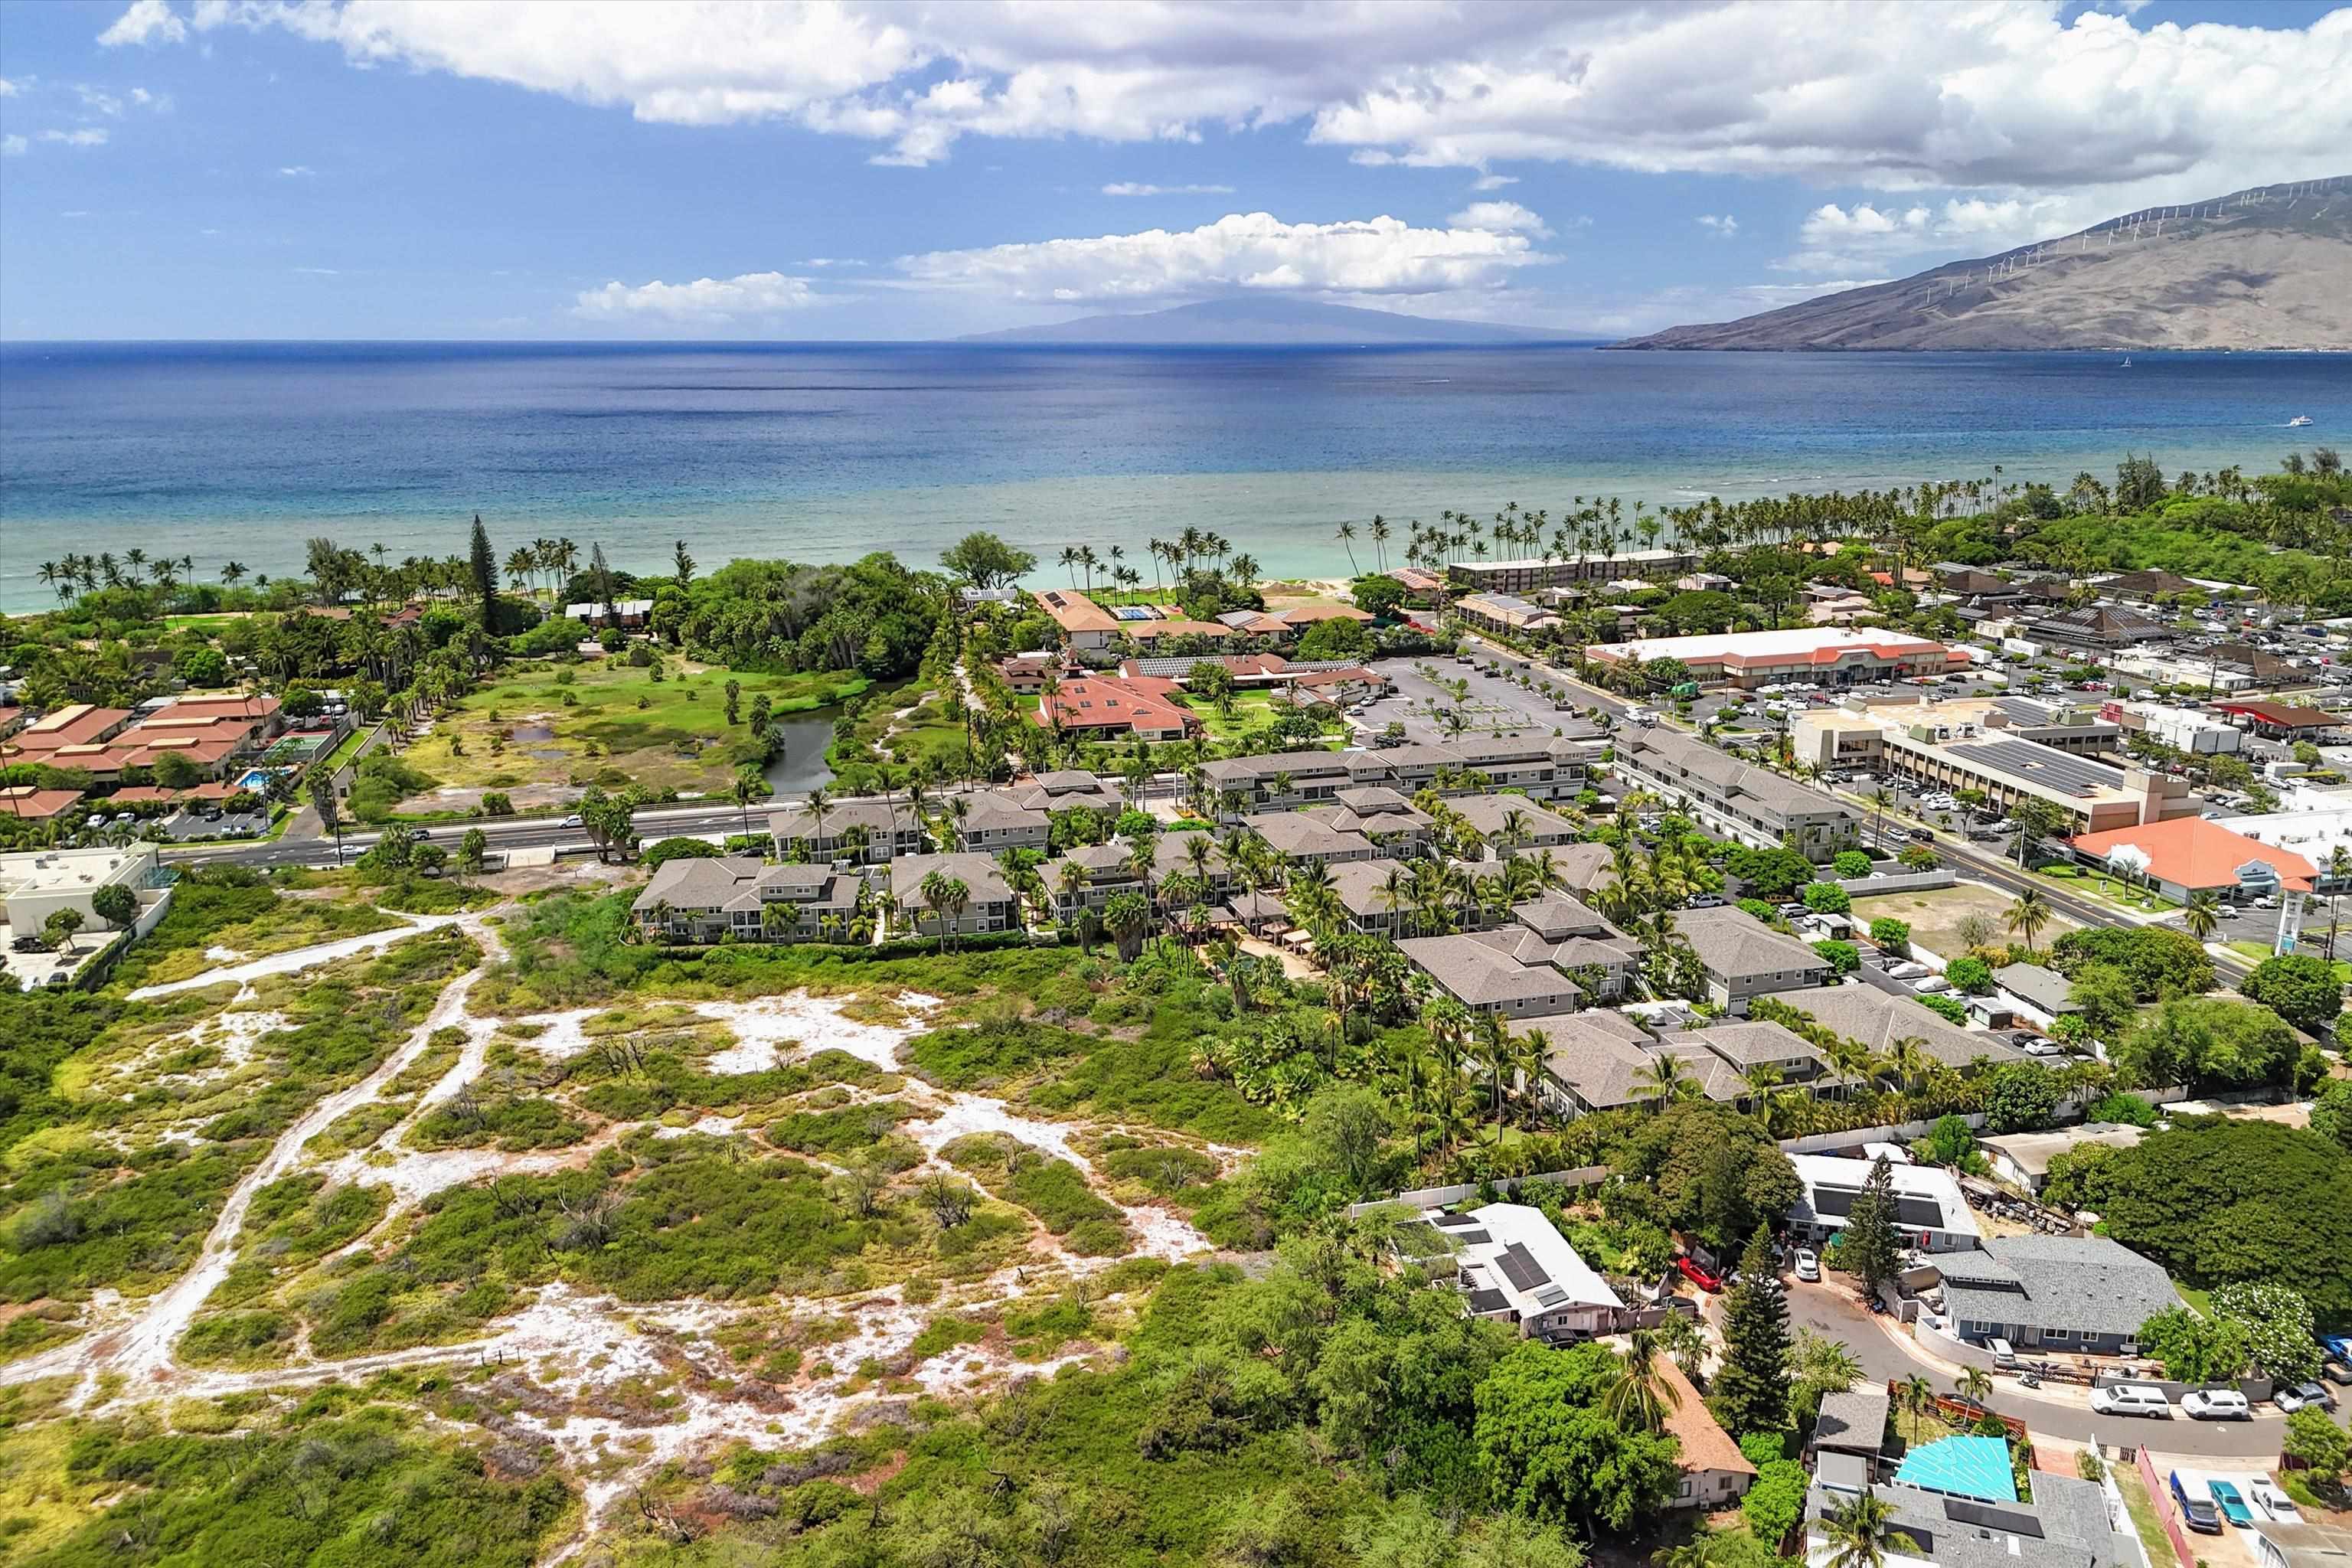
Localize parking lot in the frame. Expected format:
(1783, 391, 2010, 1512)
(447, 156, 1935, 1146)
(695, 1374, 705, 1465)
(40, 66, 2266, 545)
(1358, 655, 1586, 743)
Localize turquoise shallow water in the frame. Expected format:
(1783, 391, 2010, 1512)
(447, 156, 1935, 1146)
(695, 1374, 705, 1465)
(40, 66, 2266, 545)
(2, 341, 2344, 611)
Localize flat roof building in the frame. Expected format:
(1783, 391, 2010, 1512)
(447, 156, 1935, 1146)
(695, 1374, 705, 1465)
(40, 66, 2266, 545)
(1613, 725, 1861, 860)
(1585, 626, 1952, 689)
(1786, 1152, 1981, 1254)
(1424, 1203, 1624, 1344)
(1449, 549, 1695, 595)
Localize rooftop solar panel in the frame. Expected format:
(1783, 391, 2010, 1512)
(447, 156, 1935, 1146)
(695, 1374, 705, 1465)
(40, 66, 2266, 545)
(1948, 737, 2130, 799)
(1112, 606, 1155, 622)
(1497, 1243, 1551, 1292)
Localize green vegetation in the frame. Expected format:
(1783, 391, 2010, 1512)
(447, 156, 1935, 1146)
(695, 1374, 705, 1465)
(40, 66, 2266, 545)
(2239, 952, 2347, 1037)
(104, 866, 404, 991)
(942, 1134, 1131, 1256)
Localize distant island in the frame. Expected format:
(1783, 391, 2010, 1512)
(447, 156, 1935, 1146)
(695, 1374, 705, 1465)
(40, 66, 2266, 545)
(1613, 175, 2352, 351)
(960, 296, 1596, 346)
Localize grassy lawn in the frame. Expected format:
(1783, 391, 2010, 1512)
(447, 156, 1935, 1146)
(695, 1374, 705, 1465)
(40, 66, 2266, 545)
(2114, 1465, 2180, 1568)
(394, 658, 867, 806)
(1849, 881, 2081, 962)
(1184, 689, 1295, 742)
(2226, 939, 2347, 975)
(2035, 864, 2178, 913)
(825, 679, 969, 792)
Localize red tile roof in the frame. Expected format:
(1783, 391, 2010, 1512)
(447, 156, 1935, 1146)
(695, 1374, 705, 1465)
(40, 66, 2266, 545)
(2069, 816, 2317, 893)
(0, 786, 86, 820)
(2213, 701, 2338, 729)
(1034, 676, 1200, 737)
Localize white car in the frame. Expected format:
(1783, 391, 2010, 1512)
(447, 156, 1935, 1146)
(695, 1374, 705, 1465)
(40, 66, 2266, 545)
(2182, 1389, 2253, 1421)
(2247, 1481, 2302, 1524)
(2274, 1381, 2336, 1413)
(1793, 1250, 1820, 1282)
(2090, 1384, 2173, 1419)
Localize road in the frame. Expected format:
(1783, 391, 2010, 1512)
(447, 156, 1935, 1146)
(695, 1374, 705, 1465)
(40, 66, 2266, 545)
(1786, 1281, 2331, 1456)
(165, 799, 777, 871)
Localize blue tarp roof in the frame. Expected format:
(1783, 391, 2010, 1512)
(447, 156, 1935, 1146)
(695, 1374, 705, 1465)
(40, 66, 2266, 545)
(1893, 1435, 2018, 1504)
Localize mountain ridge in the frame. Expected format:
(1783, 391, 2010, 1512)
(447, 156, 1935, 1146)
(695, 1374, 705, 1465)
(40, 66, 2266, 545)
(1612, 177, 2352, 351)
(959, 296, 1592, 345)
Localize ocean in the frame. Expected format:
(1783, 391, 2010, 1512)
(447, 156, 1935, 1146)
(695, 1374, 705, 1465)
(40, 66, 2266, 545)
(2, 341, 2344, 613)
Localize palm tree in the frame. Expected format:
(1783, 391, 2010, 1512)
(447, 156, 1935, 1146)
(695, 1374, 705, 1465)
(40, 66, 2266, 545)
(1633, 1050, 1692, 1111)
(2183, 890, 2221, 941)
(730, 772, 766, 838)
(919, 871, 969, 954)
(2004, 888, 2052, 954)
(1956, 1366, 1994, 1410)
(1818, 1491, 1920, 1568)
(1334, 521, 1360, 575)
(1603, 1328, 1682, 1433)
(1056, 861, 1094, 953)
(1898, 1374, 1935, 1423)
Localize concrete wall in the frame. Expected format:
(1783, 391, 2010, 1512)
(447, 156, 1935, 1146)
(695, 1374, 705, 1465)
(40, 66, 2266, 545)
(1837, 869, 1956, 895)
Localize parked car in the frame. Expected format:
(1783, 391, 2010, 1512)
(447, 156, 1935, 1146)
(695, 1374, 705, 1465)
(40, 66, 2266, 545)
(1674, 1256, 1726, 1292)
(2274, 1381, 2336, 1413)
(1687, 893, 1726, 909)
(2182, 1389, 2252, 1420)
(2322, 1357, 2352, 1387)
(2207, 1481, 2254, 1528)
(2247, 1481, 2303, 1524)
(560, 814, 583, 828)
(1793, 1249, 1820, 1282)
(2169, 1472, 2222, 1534)
(2089, 1384, 2172, 1419)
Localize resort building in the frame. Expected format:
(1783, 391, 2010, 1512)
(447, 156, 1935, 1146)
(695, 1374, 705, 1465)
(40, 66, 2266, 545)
(1764, 985, 2024, 1072)
(1582, 626, 1952, 689)
(1449, 550, 1696, 595)
(1672, 906, 1837, 1011)
(1785, 1152, 1981, 1254)
(1442, 794, 1581, 857)
(1034, 675, 1201, 742)
(1119, 653, 1377, 691)
(2, 704, 136, 757)
(1033, 589, 1123, 650)
(630, 856, 872, 943)
(1396, 933, 1587, 1018)
(2066, 815, 2318, 901)
(1002, 769, 1128, 818)
(1612, 727, 1862, 859)
(565, 598, 655, 629)
(1788, 698, 2190, 838)
(1247, 811, 1378, 869)
(1416, 1204, 1625, 1344)
(0, 787, 87, 822)
(1465, 894, 1645, 997)
(1455, 591, 1564, 638)
(1292, 786, 1438, 854)
(1198, 736, 1601, 812)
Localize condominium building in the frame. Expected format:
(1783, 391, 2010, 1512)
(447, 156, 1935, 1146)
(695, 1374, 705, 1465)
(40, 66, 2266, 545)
(1449, 550, 1697, 595)
(1583, 626, 1952, 690)
(1612, 727, 1861, 860)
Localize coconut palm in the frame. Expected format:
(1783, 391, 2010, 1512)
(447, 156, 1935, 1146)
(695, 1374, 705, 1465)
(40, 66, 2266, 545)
(1898, 1374, 1935, 1421)
(918, 871, 969, 954)
(1603, 1327, 1682, 1433)
(1956, 1365, 1994, 1409)
(1633, 1050, 1693, 1111)
(2183, 890, 2221, 941)
(2004, 887, 2052, 953)
(1818, 1491, 1920, 1568)
(1102, 889, 1152, 962)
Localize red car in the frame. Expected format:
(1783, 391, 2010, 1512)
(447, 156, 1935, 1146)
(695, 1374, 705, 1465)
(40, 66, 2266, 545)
(1675, 1256, 1726, 1292)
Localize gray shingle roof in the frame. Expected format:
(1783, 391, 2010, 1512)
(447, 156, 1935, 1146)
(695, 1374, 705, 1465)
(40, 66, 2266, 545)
(1768, 984, 2024, 1070)
(1396, 936, 1583, 1008)
(1938, 1234, 2180, 1343)
(1676, 905, 1834, 982)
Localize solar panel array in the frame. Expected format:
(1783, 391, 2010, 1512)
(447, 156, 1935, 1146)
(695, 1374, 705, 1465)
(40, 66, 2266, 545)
(1948, 737, 2129, 799)
(1112, 606, 1156, 622)
(1496, 1243, 1551, 1292)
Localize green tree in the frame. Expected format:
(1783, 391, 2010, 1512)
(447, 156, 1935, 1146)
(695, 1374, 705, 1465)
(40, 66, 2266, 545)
(90, 882, 139, 931)
(2311, 1079, 2352, 1152)
(1725, 847, 1814, 900)
(1946, 956, 1994, 994)
(1709, 1227, 1792, 1439)
(1841, 1155, 1902, 1298)
(2113, 997, 2301, 1091)
(1811, 939, 1860, 977)
(153, 751, 203, 792)
(1834, 850, 1873, 879)
(2137, 1305, 2250, 1383)
(1472, 1341, 1682, 1534)
(939, 530, 1039, 590)
(1867, 917, 1909, 955)
(1802, 883, 1851, 915)
(2067, 962, 2140, 1042)
(2285, 1406, 2350, 1478)
(468, 513, 498, 630)
(1350, 574, 1408, 619)
(2005, 887, 2052, 952)
(2210, 1283, 2321, 1383)
(1980, 1063, 2062, 1132)
(456, 827, 487, 875)
(2240, 952, 2345, 1037)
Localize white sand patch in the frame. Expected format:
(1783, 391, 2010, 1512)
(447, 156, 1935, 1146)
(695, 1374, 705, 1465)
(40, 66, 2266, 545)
(698, 991, 939, 1075)
(128, 913, 464, 1000)
(413, 1016, 505, 1116)
(654, 1115, 740, 1140)
(910, 1096, 1091, 1171)
(204, 944, 243, 963)
(507, 1009, 598, 1061)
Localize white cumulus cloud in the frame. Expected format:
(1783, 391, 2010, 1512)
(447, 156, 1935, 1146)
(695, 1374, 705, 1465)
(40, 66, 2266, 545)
(1447, 201, 1553, 237)
(1696, 214, 1738, 236)
(1780, 194, 2069, 273)
(1, 136, 26, 158)
(900, 210, 1552, 305)
(40, 129, 111, 148)
(98, 0, 185, 46)
(1102, 181, 1235, 196)
(0, 77, 21, 96)
(573, 270, 820, 322)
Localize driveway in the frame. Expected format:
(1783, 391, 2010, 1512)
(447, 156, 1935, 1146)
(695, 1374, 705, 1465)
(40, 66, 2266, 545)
(1785, 1281, 2322, 1458)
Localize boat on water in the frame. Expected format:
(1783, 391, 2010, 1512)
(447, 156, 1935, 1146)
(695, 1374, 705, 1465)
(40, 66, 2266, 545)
(2288, 414, 2314, 427)
(2119, 356, 2133, 368)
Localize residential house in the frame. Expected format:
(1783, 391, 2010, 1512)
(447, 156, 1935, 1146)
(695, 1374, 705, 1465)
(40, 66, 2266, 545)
(1035, 675, 1201, 742)
(1762, 984, 2024, 1073)
(0, 787, 86, 822)
(1295, 786, 1436, 855)
(630, 856, 871, 943)
(1040, 841, 1145, 916)
(1250, 811, 1377, 870)
(1674, 906, 1837, 1011)
(888, 853, 1021, 937)
(1978, 1125, 2145, 1194)
(1034, 589, 1122, 650)
(769, 798, 924, 864)
(1805, 1478, 2124, 1568)
(1397, 933, 1586, 1018)
(1420, 1204, 1624, 1343)
(565, 598, 655, 629)
(1446, 793, 1580, 857)
(1613, 726, 1861, 860)
(2251, 1523, 2352, 1568)
(1659, 1359, 1759, 1508)
(1469, 895, 1643, 998)
(1810, 1386, 1890, 1469)
(995, 655, 1055, 694)
(952, 790, 1052, 854)
(1656, 1019, 1840, 1099)
(1936, 1235, 2179, 1357)
(1990, 963, 2079, 1031)
(1785, 1152, 1982, 1254)
(1524, 1008, 1671, 1118)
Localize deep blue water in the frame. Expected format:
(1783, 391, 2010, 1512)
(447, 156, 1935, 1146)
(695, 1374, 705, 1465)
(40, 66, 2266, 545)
(2, 341, 2344, 612)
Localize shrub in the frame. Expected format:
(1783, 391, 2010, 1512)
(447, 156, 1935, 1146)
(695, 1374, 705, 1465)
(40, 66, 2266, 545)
(642, 836, 724, 868)
(1868, 917, 1910, 955)
(1947, 956, 1994, 994)
(1811, 939, 1860, 977)
(1832, 851, 1873, 879)
(1801, 883, 1851, 914)
(1742, 1459, 1809, 1544)
(1916, 992, 1968, 1025)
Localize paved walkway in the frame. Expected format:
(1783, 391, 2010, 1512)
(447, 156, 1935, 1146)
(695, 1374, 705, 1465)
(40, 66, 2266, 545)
(1787, 1281, 2314, 1458)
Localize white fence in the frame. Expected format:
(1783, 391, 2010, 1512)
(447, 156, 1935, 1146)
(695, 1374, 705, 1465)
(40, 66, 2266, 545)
(1838, 869, 1955, 895)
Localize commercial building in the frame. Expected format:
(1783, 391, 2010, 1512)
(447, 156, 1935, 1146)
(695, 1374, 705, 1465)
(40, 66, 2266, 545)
(2067, 815, 2318, 901)
(1455, 591, 1563, 638)
(1, 845, 178, 986)
(2026, 603, 2171, 649)
(1415, 1203, 1624, 1343)
(1788, 698, 2191, 838)
(2213, 699, 2343, 739)
(2105, 701, 2242, 755)
(2217, 804, 2352, 890)
(1785, 1152, 1981, 1254)
(1936, 1235, 2179, 1356)
(1583, 626, 1952, 690)
(1612, 727, 1861, 860)
(1449, 549, 1696, 596)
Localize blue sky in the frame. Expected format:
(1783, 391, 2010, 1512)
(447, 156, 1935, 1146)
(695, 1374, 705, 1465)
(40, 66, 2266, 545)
(2, 0, 2346, 339)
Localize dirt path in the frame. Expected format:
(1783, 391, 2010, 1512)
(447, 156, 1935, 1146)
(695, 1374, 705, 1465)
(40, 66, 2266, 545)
(1, 913, 498, 1400)
(127, 913, 466, 1000)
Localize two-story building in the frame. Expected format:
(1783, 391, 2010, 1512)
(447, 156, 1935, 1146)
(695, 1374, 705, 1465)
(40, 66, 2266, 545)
(1674, 906, 1838, 1011)
(1612, 726, 1861, 861)
(769, 799, 925, 863)
(629, 856, 873, 943)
